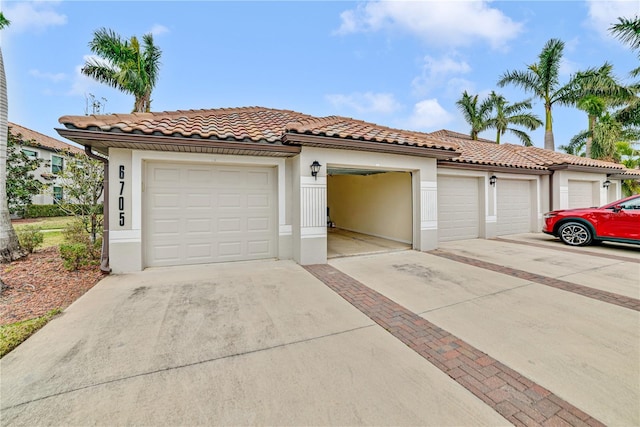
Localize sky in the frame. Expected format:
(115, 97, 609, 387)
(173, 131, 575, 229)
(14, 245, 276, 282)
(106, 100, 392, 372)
(1, 0, 639, 150)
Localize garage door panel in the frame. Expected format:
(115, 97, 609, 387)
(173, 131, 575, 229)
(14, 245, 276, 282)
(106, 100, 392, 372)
(497, 179, 532, 236)
(145, 162, 277, 267)
(438, 176, 479, 242)
(568, 181, 594, 208)
(152, 167, 180, 183)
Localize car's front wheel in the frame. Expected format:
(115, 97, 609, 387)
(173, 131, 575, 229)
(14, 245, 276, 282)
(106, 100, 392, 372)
(558, 222, 593, 246)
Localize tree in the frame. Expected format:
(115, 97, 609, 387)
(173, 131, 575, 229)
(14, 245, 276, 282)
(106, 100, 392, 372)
(610, 17, 640, 127)
(455, 91, 493, 140)
(610, 16, 640, 77)
(498, 39, 571, 151)
(616, 140, 640, 196)
(484, 92, 542, 146)
(81, 28, 161, 113)
(56, 153, 104, 245)
(6, 129, 49, 216)
(0, 12, 26, 264)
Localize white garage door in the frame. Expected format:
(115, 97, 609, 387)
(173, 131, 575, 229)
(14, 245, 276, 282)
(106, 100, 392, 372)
(568, 180, 595, 208)
(497, 179, 532, 236)
(438, 176, 479, 242)
(144, 162, 277, 268)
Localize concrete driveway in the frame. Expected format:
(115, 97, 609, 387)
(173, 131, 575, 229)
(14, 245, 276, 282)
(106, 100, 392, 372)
(1, 233, 638, 426)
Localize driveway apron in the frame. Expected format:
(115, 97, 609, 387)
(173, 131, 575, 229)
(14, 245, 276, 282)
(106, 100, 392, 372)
(1, 259, 506, 426)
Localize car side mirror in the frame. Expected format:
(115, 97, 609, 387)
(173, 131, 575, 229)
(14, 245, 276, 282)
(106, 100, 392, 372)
(612, 204, 623, 213)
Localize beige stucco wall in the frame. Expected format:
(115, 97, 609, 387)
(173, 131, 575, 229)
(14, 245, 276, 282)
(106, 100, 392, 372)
(327, 172, 412, 243)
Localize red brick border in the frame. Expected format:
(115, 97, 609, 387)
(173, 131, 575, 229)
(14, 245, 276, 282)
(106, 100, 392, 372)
(494, 237, 640, 264)
(305, 264, 604, 427)
(428, 249, 640, 312)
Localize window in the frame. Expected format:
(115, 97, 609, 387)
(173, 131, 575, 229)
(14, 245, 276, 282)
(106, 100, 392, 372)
(53, 187, 63, 203)
(51, 155, 64, 174)
(22, 149, 38, 159)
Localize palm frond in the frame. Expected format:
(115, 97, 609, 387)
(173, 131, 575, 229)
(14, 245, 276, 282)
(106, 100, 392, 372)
(610, 16, 640, 52)
(537, 38, 563, 93)
(506, 128, 533, 146)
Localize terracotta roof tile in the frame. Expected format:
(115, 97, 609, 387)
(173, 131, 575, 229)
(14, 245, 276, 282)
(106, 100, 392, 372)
(428, 129, 626, 171)
(9, 122, 84, 155)
(59, 107, 458, 152)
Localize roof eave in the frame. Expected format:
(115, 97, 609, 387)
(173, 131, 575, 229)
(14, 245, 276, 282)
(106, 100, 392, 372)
(55, 128, 301, 157)
(282, 133, 459, 160)
(437, 160, 551, 175)
(547, 164, 625, 173)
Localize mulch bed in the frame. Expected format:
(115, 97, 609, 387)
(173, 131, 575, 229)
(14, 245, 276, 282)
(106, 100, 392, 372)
(0, 247, 105, 325)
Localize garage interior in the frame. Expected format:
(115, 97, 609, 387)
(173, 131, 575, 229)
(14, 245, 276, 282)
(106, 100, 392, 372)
(326, 167, 412, 258)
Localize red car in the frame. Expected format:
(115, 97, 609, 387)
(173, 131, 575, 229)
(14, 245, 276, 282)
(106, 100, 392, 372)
(543, 194, 640, 246)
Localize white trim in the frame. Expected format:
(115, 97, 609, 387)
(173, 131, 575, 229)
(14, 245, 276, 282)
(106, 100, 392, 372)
(301, 227, 326, 238)
(486, 216, 497, 223)
(110, 229, 141, 243)
(420, 220, 437, 230)
(279, 225, 292, 236)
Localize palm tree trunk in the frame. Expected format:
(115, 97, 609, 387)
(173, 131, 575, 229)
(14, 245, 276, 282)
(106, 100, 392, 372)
(0, 48, 25, 264)
(544, 104, 554, 151)
(585, 114, 596, 158)
(496, 130, 501, 144)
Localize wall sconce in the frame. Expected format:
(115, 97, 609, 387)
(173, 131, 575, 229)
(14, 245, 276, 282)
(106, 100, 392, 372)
(603, 179, 611, 189)
(310, 160, 321, 180)
(489, 175, 497, 187)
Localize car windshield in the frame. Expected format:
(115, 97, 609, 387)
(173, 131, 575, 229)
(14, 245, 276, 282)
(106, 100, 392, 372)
(604, 196, 640, 210)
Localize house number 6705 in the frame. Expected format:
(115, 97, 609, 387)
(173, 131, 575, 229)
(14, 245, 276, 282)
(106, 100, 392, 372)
(118, 165, 125, 226)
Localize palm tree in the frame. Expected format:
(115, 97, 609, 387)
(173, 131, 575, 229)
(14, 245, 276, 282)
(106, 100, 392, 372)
(81, 28, 161, 113)
(497, 39, 572, 151)
(610, 16, 640, 77)
(484, 92, 542, 146)
(0, 12, 25, 264)
(455, 91, 493, 140)
(610, 17, 640, 127)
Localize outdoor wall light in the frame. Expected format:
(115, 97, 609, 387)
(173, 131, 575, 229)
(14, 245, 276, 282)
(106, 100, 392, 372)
(310, 160, 322, 180)
(489, 175, 497, 187)
(603, 179, 611, 189)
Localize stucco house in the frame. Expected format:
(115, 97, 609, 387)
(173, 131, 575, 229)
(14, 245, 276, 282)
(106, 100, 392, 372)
(9, 122, 84, 205)
(56, 106, 638, 273)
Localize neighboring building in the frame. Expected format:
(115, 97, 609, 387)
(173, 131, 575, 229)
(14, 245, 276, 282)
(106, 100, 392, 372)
(9, 122, 84, 205)
(56, 107, 639, 273)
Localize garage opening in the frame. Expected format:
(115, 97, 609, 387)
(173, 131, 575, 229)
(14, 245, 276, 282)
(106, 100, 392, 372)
(497, 179, 533, 236)
(326, 168, 412, 258)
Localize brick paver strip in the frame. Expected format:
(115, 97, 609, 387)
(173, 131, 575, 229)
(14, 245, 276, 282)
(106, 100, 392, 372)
(429, 249, 640, 312)
(494, 237, 640, 264)
(305, 264, 605, 427)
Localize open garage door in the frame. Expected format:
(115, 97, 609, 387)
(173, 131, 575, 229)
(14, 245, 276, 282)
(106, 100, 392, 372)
(497, 179, 532, 236)
(438, 176, 479, 242)
(144, 162, 277, 268)
(568, 180, 595, 208)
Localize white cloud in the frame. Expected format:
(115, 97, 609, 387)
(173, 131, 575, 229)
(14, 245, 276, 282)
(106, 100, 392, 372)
(67, 56, 101, 97)
(29, 69, 66, 83)
(559, 57, 580, 77)
(412, 54, 472, 96)
(2, 1, 67, 34)
(149, 24, 169, 37)
(325, 92, 402, 114)
(406, 99, 453, 130)
(334, 1, 523, 49)
(585, 0, 639, 38)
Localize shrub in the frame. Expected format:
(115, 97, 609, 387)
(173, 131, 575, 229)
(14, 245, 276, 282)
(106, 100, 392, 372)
(63, 218, 102, 261)
(24, 204, 68, 218)
(16, 226, 44, 254)
(59, 243, 89, 271)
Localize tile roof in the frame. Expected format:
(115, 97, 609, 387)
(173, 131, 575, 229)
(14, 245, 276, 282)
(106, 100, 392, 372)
(58, 106, 457, 152)
(428, 129, 626, 171)
(9, 122, 84, 155)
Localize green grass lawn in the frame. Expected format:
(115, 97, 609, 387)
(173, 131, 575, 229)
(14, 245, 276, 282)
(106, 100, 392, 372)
(0, 309, 62, 358)
(13, 217, 72, 248)
(13, 216, 75, 231)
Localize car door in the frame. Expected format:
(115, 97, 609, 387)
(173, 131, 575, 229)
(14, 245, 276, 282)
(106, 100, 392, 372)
(598, 196, 640, 240)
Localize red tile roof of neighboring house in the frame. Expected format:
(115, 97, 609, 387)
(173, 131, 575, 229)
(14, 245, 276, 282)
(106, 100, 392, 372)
(9, 122, 84, 155)
(428, 129, 626, 171)
(58, 106, 458, 152)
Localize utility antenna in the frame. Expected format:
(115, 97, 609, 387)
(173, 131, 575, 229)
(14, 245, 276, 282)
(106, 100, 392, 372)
(84, 93, 108, 115)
